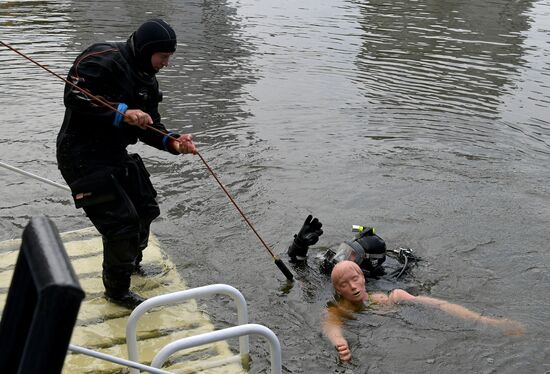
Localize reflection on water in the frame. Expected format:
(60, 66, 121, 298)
(355, 0, 532, 113)
(1, 0, 549, 372)
(351, 0, 550, 164)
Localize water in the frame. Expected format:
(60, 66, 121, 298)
(1, 0, 549, 372)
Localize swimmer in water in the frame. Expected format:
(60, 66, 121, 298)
(322, 261, 525, 363)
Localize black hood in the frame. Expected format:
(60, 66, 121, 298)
(129, 18, 176, 75)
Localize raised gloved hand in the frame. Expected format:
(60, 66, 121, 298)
(287, 215, 323, 262)
(295, 215, 323, 246)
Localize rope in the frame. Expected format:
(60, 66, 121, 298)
(0, 40, 292, 280)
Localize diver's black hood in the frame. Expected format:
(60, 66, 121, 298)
(129, 19, 176, 75)
(354, 234, 386, 257)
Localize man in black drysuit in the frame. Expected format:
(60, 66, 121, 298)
(56, 19, 197, 309)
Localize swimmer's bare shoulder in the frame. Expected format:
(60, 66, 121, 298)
(369, 289, 417, 305)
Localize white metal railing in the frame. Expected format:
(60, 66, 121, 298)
(67, 284, 281, 373)
(126, 284, 281, 374)
(68, 344, 174, 374)
(0, 160, 71, 192)
(151, 323, 281, 374)
(126, 284, 248, 373)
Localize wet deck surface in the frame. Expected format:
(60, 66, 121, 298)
(0, 227, 245, 374)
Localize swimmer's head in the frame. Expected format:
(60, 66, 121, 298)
(331, 261, 367, 303)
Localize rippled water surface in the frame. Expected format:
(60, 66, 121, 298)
(1, 0, 549, 372)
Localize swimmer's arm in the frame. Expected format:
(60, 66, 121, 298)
(410, 294, 498, 322)
(387, 290, 525, 335)
(413, 295, 524, 334)
(322, 308, 352, 362)
(386, 289, 502, 321)
(321, 308, 345, 346)
(386, 288, 490, 317)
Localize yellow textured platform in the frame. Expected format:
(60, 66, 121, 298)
(0, 227, 245, 374)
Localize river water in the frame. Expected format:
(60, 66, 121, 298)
(1, 0, 549, 372)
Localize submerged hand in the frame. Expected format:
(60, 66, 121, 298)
(480, 317, 526, 336)
(335, 339, 351, 362)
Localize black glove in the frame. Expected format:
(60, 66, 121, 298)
(295, 215, 323, 246)
(287, 215, 323, 262)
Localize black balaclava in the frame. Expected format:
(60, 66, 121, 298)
(132, 19, 177, 75)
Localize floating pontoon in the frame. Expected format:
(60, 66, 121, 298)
(0, 217, 281, 373)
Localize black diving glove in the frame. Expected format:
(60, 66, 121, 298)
(287, 215, 323, 262)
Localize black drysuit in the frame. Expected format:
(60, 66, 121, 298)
(56, 38, 179, 296)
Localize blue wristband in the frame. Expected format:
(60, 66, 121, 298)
(113, 103, 128, 127)
(163, 132, 175, 151)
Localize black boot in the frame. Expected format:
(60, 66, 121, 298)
(103, 270, 147, 310)
(104, 289, 146, 309)
(101, 235, 146, 308)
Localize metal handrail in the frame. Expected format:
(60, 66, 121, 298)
(68, 344, 173, 374)
(151, 324, 282, 374)
(126, 284, 250, 374)
(0, 160, 71, 192)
